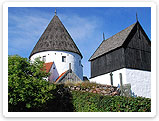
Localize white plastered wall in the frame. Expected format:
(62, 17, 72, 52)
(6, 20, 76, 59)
(90, 68, 127, 86)
(30, 51, 83, 80)
(48, 63, 59, 82)
(125, 69, 151, 98)
(90, 68, 151, 98)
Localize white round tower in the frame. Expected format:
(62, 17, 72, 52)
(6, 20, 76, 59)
(29, 12, 83, 81)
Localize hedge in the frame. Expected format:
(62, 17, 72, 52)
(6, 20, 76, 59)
(71, 91, 151, 112)
(9, 83, 151, 112)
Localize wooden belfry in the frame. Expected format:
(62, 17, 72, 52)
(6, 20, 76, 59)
(89, 12, 151, 98)
(89, 13, 151, 78)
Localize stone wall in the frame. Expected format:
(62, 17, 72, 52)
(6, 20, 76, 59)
(125, 69, 151, 98)
(67, 84, 120, 96)
(90, 68, 127, 86)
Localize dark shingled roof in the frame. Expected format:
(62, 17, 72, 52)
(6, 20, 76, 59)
(29, 15, 82, 58)
(89, 22, 137, 61)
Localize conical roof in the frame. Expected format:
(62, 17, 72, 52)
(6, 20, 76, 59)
(29, 15, 82, 58)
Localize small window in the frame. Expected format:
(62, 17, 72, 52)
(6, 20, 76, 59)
(62, 56, 66, 62)
(42, 56, 46, 62)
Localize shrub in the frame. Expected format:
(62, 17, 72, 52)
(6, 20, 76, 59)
(8, 55, 56, 111)
(71, 91, 151, 112)
(46, 84, 74, 112)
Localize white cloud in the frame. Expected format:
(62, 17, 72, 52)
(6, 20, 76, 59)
(9, 14, 49, 36)
(8, 12, 51, 56)
(59, 14, 99, 41)
(9, 11, 101, 57)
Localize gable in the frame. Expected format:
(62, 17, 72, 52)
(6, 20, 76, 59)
(55, 70, 82, 83)
(89, 22, 136, 61)
(55, 70, 67, 83)
(43, 62, 53, 73)
(123, 22, 151, 52)
(89, 21, 151, 61)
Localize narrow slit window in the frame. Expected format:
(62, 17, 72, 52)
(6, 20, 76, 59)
(42, 56, 46, 62)
(62, 56, 66, 62)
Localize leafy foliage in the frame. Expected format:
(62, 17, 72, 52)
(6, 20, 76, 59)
(8, 55, 151, 112)
(71, 91, 151, 112)
(45, 84, 74, 112)
(8, 55, 56, 111)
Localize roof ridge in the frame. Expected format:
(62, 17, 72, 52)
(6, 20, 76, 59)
(89, 22, 137, 61)
(104, 22, 137, 43)
(109, 22, 136, 39)
(55, 70, 68, 83)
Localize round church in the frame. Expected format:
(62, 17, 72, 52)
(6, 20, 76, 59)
(29, 10, 83, 82)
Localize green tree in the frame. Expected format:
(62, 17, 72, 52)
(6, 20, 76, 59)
(8, 55, 56, 111)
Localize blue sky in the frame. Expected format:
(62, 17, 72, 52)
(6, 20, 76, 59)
(8, 7, 151, 78)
